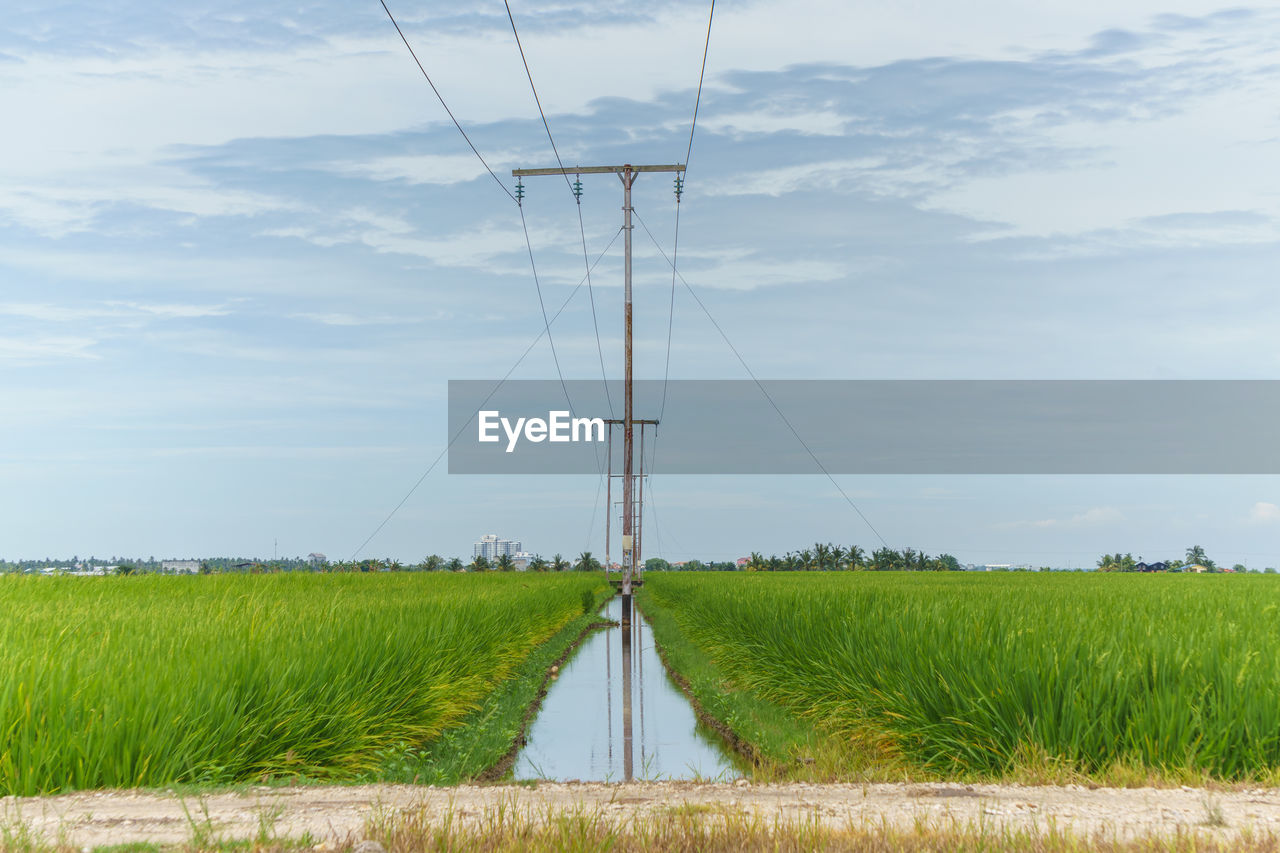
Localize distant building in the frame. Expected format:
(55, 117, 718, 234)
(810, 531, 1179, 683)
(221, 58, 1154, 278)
(735, 557, 750, 568)
(161, 560, 200, 574)
(308, 552, 327, 566)
(1185, 563, 1210, 573)
(1136, 561, 1168, 573)
(474, 534, 522, 561)
(511, 551, 536, 571)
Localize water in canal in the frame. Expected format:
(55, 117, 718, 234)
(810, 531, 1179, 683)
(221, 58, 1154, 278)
(513, 595, 743, 782)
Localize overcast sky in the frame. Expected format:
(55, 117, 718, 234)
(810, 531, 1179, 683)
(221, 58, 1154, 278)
(2, 1, 1279, 566)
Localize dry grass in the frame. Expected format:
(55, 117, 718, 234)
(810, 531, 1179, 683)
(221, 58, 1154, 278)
(355, 802, 1280, 853)
(4, 798, 1280, 853)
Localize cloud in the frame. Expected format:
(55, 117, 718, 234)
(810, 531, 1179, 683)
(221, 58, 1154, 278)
(0, 335, 99, 364)
(325, 154, 507, 186)
(0, 301, 231, 322)
(0, 172, 307, 238)
(1248, 502, 1280, 524)
(698, 110, 848, 138)
(291, 312, 419, 327)
(1002, 507, 1125, 529)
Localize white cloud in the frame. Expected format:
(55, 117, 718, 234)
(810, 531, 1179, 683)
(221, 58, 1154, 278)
(699, 110, 848, 138)
(1003, 506, 1125, 529)
(326, 154, 507, 186)
(123, 302, 232, 319)
(291, 312, 418, 327)
(924, 80, 1280, 241)
(0, 303, 126, 322)
(1248, 502, 1280, 524)
(0, 301, 230, 322)
(0, 336, 99, 363)
(0, 169, 307, 237)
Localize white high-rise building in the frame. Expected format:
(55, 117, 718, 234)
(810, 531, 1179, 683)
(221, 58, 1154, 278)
(474, 534, 522, 560)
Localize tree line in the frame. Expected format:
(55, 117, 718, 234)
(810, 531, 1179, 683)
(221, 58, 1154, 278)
(739, 544, 961, 572)
(1097, 545, 1276, 573)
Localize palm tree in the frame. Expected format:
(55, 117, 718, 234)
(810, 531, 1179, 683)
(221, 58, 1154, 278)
(746, 551, 766, 572)
(469, 554, 490, 572)
(813, 543, 831, 571)
(870, 547, 900, 571)
(445, 557, 463, 572)
(420, 555, 443, 572)
(530, 555, 549, 572)
(551, 553, 570, 572)
(1185, 545, 1214, 570)
(495, 554, 516, 572)
(846, 545, 864, 570)
(575, 551, 599, 572)
(797, 548, 814, 571)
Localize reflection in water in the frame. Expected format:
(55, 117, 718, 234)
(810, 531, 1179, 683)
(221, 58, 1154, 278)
(513, 596, 741, 781)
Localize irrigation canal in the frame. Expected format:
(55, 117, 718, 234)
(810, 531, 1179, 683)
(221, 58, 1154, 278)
(514, 595, 742, 782)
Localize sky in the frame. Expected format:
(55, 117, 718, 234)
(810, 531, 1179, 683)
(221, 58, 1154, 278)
(1, 0, 1279, 567)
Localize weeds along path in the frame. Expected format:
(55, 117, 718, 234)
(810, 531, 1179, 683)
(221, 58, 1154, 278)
(5, 782, 1280, 848)
(0, 573, 609, 795)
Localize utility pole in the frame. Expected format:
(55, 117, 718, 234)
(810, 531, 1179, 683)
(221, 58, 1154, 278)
(512, 163, 682, 625)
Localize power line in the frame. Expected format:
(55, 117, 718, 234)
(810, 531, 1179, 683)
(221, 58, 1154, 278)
(377, 0, 515, 203)
(503, 0, 614, 418)
(517, 203, 574, 413)
(376, 0, 586, 445)
(660, 0, 717, 421)
(350, 226, 624, 559)
(684, 0, 716, 173)
(632, 207, 889, 549)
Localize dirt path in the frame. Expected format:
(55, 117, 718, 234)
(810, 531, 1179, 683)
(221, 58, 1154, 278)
(4, 781, 1279, 848)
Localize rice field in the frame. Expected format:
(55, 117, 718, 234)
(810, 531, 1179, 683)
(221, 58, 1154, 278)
(0, 572, 606, 795)
(641, 572, 1280, 780)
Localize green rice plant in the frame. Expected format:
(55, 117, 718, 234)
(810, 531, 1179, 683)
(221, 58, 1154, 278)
(643, 572, 1280, 780)
(0, 572, 606, 794)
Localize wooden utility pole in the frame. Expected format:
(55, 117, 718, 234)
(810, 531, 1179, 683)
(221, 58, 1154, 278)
(512, 163, 681, 625)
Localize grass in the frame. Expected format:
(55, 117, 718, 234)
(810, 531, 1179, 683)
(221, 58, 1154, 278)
(641, 572, 1280, 784)
(6, 806, 1280, 853)
(374, 584, 616, 785)
(0, 572, 608, 795)
(359, 801, 1280, 852)
(636, 586, 859, 781)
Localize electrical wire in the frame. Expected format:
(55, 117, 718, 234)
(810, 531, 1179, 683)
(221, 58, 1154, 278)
(349, 227, 624, 559)
(632, 207, 889, 548)
(377, 0, 577, 414)
(378, 0, 515, 203)
(659, 0, 717, 421)
(503, 0, 615, 418)
(365, 0, 614, 558)
(517, 202, 574, 413)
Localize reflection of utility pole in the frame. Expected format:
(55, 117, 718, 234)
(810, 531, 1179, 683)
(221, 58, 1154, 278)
(606, 603, 613, 766)
(621, 604, 633, 781)
(511, 163, 681, 629)
(637, 601, 646, 773)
